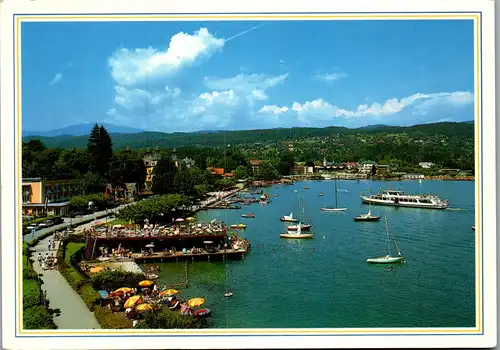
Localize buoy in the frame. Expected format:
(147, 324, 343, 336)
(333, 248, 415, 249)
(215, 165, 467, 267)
(224, 291, 233, 297)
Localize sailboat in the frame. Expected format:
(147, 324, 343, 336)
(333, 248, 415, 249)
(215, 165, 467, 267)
(367, 216, 405, 264)
(321, 178, 347, 211)
(281, 194, 314, 239)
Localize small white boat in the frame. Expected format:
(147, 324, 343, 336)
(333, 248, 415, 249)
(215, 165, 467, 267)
(280, 233, 314, 239)
(321, 207, 347, 212)
(471, 225, 475, 231)
(224, 291, 233, 297)
(367, 255, 405, 264)
(367, 216, 405, 264)
(280, 212, 299, 222)
(353, 210, 381, 221)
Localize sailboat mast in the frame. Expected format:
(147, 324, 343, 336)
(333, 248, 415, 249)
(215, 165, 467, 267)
(334, 179, 338, 208)
(385, 216, 391, 255)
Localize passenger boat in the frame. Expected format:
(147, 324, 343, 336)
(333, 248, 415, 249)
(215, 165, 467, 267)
(353, 210, 381, 222)
(360, 188, 448, 209)
(367, 216, 405, 264)
(241, 213, 255, 218)
(280, 212, 299, 222)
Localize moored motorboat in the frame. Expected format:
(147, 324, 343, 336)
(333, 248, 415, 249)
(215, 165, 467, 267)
(286, 223, 312, 231)
(193, 308, 211, 317)
(353, 210, 381, 221)
(241, 213, 255, 218)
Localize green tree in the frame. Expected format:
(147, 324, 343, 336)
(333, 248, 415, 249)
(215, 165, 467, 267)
(152, 158, 178, 194)
(232, 165, 248, 179)
(255, 161, 280, 181)
(87, 124, 113, 178)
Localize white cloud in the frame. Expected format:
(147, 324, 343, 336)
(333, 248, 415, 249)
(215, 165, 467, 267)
(259, 91, 474, 127)
(313, 72, 348, 83)
(108, 28, 225, 86)
(48, 73, 63, 86)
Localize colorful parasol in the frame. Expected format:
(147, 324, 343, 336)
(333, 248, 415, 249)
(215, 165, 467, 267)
(159, 289, 179, 296)
(139, 280, 154, 287)
(124, 295, 143, 309)
(187, 297, 205, 308)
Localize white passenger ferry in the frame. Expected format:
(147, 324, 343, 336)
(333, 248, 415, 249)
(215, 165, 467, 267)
(360, 189, 449, 209)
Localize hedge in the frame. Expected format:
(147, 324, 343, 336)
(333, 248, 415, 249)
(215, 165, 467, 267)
(23, 306, 57, 330)
(23, 215, 63, 228)
(94, 306, 132, 329)
(22, 240, 57, 330)
(79, 284, 100, 312)
(134, 309, 206, 329)
(23, 279, 42, 309)
(89, 270, 145, 291)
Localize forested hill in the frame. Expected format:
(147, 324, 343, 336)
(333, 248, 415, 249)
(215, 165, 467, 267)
(22, 121, 474, 150)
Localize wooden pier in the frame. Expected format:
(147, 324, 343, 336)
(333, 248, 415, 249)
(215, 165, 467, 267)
(132, 249, 248, 263)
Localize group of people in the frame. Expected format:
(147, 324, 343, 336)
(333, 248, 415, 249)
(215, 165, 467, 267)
(37, 252, 57, 271)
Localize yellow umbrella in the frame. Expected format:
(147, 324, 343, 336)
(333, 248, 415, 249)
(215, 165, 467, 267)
(187, 297, 205, 308)
(139, 280, 154, 287)
(135, 303, 153, 312)
(89, 266, 105, 274)
(186, 217, 195, 221)
(124, 295, 143, 309)
(114, 287, 133, 294)
(159, 289, 179, 296)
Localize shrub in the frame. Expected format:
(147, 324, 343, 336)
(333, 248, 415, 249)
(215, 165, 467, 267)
(90, 270, 145, 291)
(79, 284, 100, 311)
(135, 308, 206, 329)
(23, 306, 57, 330)
(23, 279, 42, 309)
(94, 306, 132, 329)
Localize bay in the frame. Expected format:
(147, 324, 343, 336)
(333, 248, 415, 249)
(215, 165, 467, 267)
(144, 180, 476, 328)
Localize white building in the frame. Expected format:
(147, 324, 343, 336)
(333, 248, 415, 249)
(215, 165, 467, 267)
(419, 162, 435, 169)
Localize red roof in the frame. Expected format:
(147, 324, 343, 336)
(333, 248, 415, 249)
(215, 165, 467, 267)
(212, 168, 225, 175)
(249, 159, 262, 166)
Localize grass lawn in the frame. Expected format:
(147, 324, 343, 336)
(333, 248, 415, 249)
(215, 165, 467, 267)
(105, 218, 129, 227)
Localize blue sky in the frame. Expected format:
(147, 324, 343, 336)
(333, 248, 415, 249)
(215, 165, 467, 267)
(21, 19, 474, 132)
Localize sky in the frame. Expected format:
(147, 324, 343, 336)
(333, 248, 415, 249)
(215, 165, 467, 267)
(21, 19, 475, 133)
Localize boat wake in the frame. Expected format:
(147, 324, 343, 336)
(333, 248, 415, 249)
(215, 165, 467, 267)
(446, 208, 468, 211)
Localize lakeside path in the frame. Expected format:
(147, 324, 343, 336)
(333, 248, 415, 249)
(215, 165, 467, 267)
(31, 235, 101, 329)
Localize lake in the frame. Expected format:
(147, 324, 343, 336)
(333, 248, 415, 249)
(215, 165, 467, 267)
(146, 180, 476, 328)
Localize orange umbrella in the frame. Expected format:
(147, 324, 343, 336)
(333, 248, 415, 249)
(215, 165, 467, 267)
(187, 297, 205, 308)
(114, 287, 133, 294)
(159, 289, 179, 296)
(89, 266, 105, 274)
(139, 280, 154, 287)
(135, 303, 153, 312)
(124, 295, 143, 309)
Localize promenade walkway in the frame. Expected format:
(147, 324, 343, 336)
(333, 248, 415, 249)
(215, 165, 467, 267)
(31, 235, 101, 329)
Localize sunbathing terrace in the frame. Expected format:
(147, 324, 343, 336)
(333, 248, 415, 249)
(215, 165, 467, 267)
(83, 221, 250, 262)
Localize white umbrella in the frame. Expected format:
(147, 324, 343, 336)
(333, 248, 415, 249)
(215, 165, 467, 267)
(145, 243, 155, 248)
(203, 241, 213, 244)
(175, 218, 185, 222)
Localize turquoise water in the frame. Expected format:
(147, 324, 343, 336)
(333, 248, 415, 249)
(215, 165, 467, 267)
(148, 180, 476, 328)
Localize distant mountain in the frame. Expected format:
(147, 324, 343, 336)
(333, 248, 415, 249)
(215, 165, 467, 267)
(22, 121, 474, 150)
(22, 123, 144, 137)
